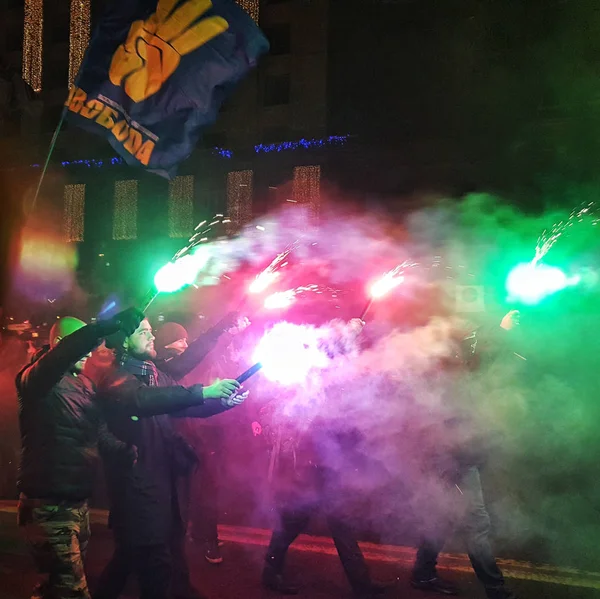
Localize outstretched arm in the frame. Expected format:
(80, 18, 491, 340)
(18, 324, 104, 399)
(160, 313, 245, 381)
(17, 308, 144, 400)
(171, 381, 248, 418)
(102, 372, 207, 417)
(102, 374, 244, 418)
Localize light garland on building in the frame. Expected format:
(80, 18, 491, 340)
(255, 135, 349, 154)
(292, 165, 321, 218)
(69, 0, 91, 88)
(23, 0, 43, 92)
(30, 136, 351, 170)
(168, 175, 194, 238)
(113, 180, 138, 240)
(226, 170, 253, 233)
(63, 184, 85, 242)
(235, 0, 259, 23)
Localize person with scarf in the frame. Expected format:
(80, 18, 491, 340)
(15, 308, 143, 599)
(94, 315, 248, 599)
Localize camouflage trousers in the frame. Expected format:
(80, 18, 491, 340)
(18, 494, 91, 599)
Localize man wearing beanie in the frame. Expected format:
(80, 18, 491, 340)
(16, 308, 144, 599)
(94, 313, 248, 599)
(154, 322, 189, 365)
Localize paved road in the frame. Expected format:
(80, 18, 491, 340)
(0, 503, 598, 599)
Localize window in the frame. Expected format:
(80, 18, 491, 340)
(263, 24, 290, 56)
(263, 73, 290, 106)
(293, 165, 321, 218)
(63, 184, 85, 242)
(226, 170, 253, 231)
(168, 176, 194, 239)
(113, 180, 138, 240)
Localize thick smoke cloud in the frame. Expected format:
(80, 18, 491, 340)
(180, 192, 600, 569)
(4, 188, 599, 571)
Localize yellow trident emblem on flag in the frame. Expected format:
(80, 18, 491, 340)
(109, 0, 229, 102)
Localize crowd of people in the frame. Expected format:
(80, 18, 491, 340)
(3, 291, 525, 599)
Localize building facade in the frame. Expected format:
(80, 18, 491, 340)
(0, 0, 345, 306)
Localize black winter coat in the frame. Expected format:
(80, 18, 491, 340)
(100, 326, 232, 546)
(16, 324, 128, 502)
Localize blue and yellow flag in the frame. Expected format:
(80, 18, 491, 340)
(66, 0, 268, 178)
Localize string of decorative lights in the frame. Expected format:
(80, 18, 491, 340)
(235, 0, 259, 23)
(63, 184, 85, 242)
(168, 175, 194, 238)
(23, 0, 43, 92)
(254, 135, 349, 154)
(292, 166, 321, 218)
(30, 136, 351, 169)
(113, 180, 138, 240)
(226, 170, 253, 233)
(69, 0, 91, 88)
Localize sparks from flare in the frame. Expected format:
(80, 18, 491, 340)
(533, 201, 599, 265)
(360, 261, 418, 320)
(263, 285, 341, 310)
(174, 213, 228, 261)
(369, 260, 418, 298)
(248, 241, 298, 294)
(149, 214, 231, 306)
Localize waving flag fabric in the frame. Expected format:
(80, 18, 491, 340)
(66, 0, 268, 178)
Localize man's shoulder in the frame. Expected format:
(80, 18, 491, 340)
(99, 365, 139, 393)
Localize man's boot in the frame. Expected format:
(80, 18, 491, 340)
(261, 562, 300, 595)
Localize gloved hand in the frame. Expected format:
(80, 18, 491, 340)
(203, 378, 241, 400)
(214, 312, 242, 334)
(347, 318, 365, 338)
(98, 307, 145, 337)
(228, 316, 251, 335)
(222, 389, 249, 408)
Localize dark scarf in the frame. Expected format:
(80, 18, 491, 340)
(120, 353, 159, 386)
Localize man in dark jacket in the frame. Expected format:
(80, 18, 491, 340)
(259, 319, 385, 599)
(409, 310, 521, 599)
(261, 417, 385, 599)
(154, 321, 225, 568)
(154, 319, 250, 566)
(16, 308, 144, 599)
(93, 315, 247, 599)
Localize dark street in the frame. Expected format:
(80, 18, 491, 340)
(1, 503, 598, 599)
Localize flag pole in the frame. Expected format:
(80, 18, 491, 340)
(28, 106, 68, 215)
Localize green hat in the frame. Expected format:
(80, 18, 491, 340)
(49, 317, 86, 347)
